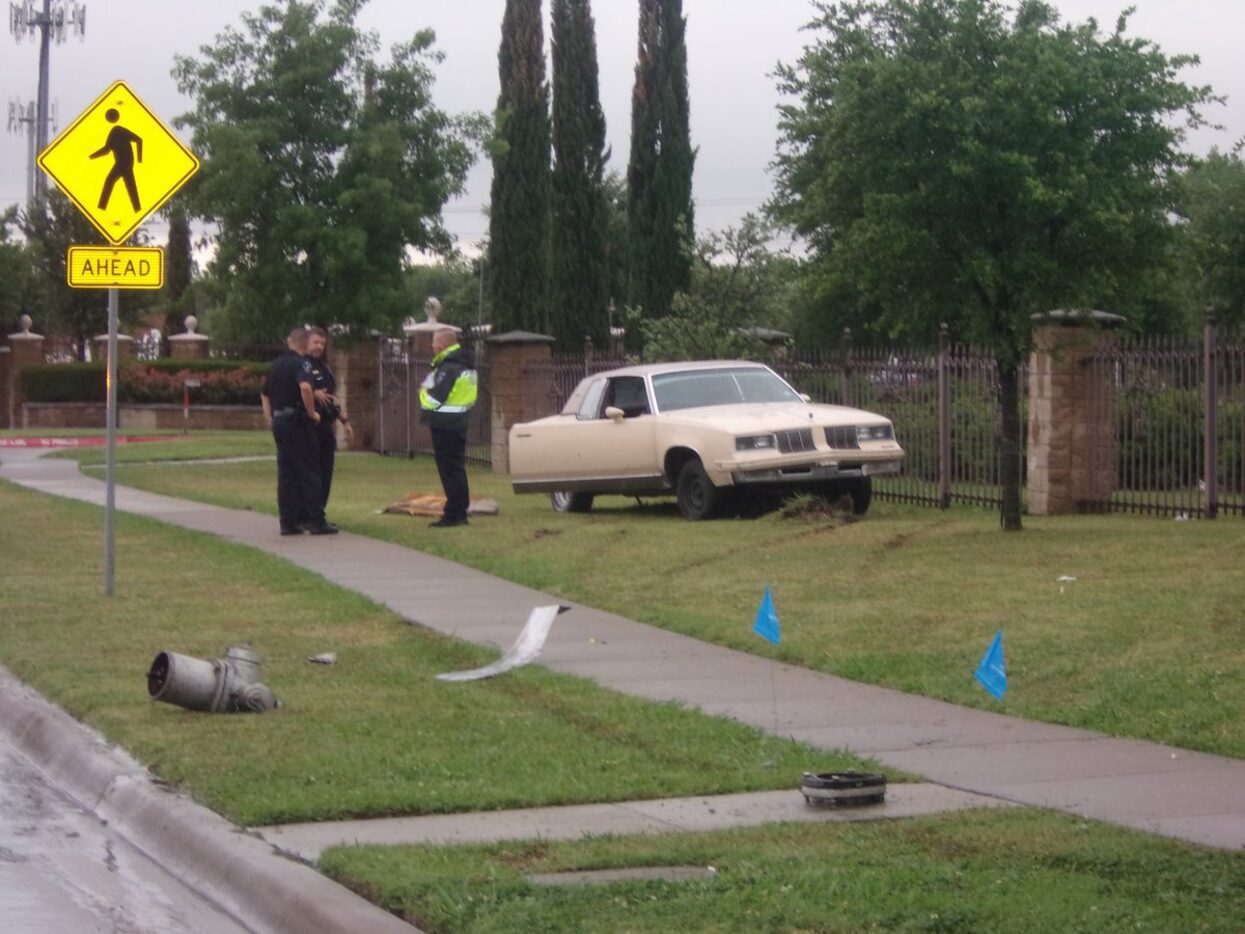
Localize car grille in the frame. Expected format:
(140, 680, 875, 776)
(776, 428, 816, 454)
(824, 426, 861, 450)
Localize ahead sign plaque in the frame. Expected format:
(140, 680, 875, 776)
(67, 245, 165, 289)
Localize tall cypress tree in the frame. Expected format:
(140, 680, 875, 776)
(164, 204, 194, 322)
(488, 0, 552, 336)
(551, 0, 610, 351)
(626, 0, 694, 331)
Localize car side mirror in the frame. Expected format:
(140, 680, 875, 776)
(604, 406, 625, 422)
(799, 393, 812, 403)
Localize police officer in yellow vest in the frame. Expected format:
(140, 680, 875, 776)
(420, 327, 478, 527)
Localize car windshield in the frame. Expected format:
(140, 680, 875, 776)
(651, 367, 801, 411)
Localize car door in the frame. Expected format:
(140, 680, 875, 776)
(568, 376, 660, 485)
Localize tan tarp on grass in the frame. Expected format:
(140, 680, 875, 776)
(383, 492, 500, 517)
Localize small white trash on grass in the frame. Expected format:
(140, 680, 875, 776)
(436, 605, 569, 682)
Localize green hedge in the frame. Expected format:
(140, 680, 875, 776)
(21, 360, 269, 406)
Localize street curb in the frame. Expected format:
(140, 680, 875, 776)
(0, 664, 419, 934)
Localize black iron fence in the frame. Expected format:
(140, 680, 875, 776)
(523, 344, 629, 418)
(375, 338, 492, 467)
(773, 330, 1024, 510)
(373, 323, 1243, 519)
(1082, 322, 1244, 518)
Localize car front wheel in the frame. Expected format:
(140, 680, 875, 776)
(676, 459, 720, 520)
(817, 477, 872, 515)
(844, 477, 872, 515)
(551, 491, 594, 514)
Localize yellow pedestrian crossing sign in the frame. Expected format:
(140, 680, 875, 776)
(37, 80, 199, 246)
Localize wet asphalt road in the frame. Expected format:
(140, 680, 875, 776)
(0, 738, 252, 934)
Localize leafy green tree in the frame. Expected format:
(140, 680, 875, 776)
(1176, 150, 1245, 329)
(487, 0, 552, 336)
(626, 0, 695, 331)
(0, 207, 37, 334)
(772, 0, 1212, 529)
(20, 193, 154, 357)
(550, 0, 610, 350)
(173, 0, 479, 344)
(161, 203, 195, 334)
(640, 214, 796, 361)
(404, 258, 486, 329)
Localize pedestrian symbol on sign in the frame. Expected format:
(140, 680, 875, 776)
(90, 108, 143, 212)
(37, 80, 198, 246)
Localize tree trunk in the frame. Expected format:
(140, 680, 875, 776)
(997, 355, 1024, 530)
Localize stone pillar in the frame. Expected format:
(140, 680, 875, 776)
(7, 316, 46, 429)
(93, 332, 136, 361)
(333, 338, 380, 452)
(167, 315, 211, 360)
(0, 346, 10, 430)
(486, 331, 555, 474)
(1026, 310, 1125, 515)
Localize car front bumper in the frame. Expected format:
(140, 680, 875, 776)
(724, 455, 903, 485)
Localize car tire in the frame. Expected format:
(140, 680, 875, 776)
(800, 770, 887, 807)
(676, 459, 720, 520)
(551, 491, 594, 514)
(844, 477, 872, 515)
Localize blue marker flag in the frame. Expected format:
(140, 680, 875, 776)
(974, 629, 1007, 700)
(752, 585, 781, 645)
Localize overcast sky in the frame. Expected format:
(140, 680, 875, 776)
(3, 0, 1242, 253)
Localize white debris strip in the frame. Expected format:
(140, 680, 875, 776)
(1056, 575, 1077, 595)
(436, 605, 569, 682)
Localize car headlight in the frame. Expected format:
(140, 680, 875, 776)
(857, 424, 894, 442)
(735, 434, 777, 451)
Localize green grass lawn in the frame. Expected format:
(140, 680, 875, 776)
(57, 434, 1245, 760)
(40, 429, 277, 462)
(0, 479, 877, 826)
(321, 808, 1245, 932)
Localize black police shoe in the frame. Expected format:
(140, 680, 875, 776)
(428, 516, 468, 528)
(307, 522, 339, 535)
(280, 523, 304, 536)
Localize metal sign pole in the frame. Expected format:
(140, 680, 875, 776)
(34, 78, 198, 595)
(104, 286, 118, 595)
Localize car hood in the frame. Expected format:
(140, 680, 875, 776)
(661, 402, 888, 432)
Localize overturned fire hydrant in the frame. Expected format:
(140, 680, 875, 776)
(147, 644, 279, 713)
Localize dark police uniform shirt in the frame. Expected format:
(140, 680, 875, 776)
(309, 356, 338, 424)
(263, 350, 314, 414)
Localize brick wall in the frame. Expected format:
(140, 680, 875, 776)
(22, 402, 267, 432)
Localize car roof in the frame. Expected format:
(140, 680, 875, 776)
(560, 361, 780, 415)
(586, 360, 771, 381)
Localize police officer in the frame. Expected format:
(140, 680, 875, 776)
(419, 327, 477, 528)
(260, 327, 337, 536)
(305, 326, 352, 512)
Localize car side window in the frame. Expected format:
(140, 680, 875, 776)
(576, 378, 606, 420)
(603, 376, 651, 418)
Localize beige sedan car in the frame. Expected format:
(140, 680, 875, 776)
(509, 361, 904, 520)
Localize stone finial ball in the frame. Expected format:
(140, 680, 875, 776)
(423, 297, 442, 321)
(19, 314, 32, 333)
(184, 315, 198, 334)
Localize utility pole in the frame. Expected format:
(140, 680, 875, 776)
(8, 0, 86, 209)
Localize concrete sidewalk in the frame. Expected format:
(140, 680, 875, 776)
(2, 449, 1244, 853)
(257, 784, 1012, 862)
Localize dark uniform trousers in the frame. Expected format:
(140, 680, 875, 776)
(431, 428, 469, 522)
(315, 420, 336, 511)
(273, 415, 324, 527)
